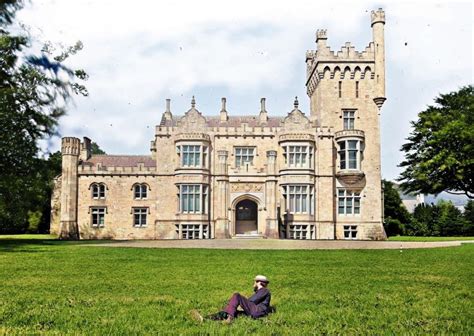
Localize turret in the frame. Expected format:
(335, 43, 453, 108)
(59, 137, 80, 239)
(316, 29, 327, 50)
(371, 8, 386, 109)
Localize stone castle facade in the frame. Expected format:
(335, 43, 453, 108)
(51, 9, 387, 240)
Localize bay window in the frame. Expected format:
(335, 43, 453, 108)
(338, 139, 362, 170)
(178, 184, 208, 214)
(283, 145, 313, 169)
(176, 144, 208, 168)
(282, 185, 314, 214)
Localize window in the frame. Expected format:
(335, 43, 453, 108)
(283, 145, 313, 168)
(91, 207, 106, 228)
(91, 183, 106, 199)
(343, 110, 355, 130)
(338, 81, 342, 98)
(178, 184, 208, 214)
(338, 139, 362, 170)
(338, 190, 361, 215)
(235, 147, 255, 167)
(288, 224, 315, 240)
(344, 225, 358, 239)
(176, 144, 207, 168)
(133, 207, 148, 227)
(283, 185, 314, 214)
(355, 81, 359, 98)
(134, 184, 147, 199)
(176, 224, 209, 239)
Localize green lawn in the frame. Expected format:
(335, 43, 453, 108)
(0, 237, 472, 335)
(388, 236, 474, 242)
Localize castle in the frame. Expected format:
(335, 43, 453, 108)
(51, 9, 387, 240)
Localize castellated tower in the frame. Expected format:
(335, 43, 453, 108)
(305, 8, 386, 239)
(59, 137, 80, 239)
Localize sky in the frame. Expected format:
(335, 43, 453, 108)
(16, 0, 473, 181)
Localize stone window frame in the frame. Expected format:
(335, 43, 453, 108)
(132, 183, 149, 200)
(175, 224, 209, 239)
(132, 207, 149, 227)
(288, 224, 315, 240)
(282, 143, 313, 169)
(176, 143, 208, 168)
(177, 184, 208, 214)
(343, 225, 358, 239)
(342, 109, 356, 130)
(234, 146, 256, 168)
(338, 189, 361, 215)
(337, 139, 363, 170)
(90, 183, 107, 199)
(282, 184, 315, 215)
(90, 206, 107, 228)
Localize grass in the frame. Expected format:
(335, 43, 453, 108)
(0, 234, 57, 240)
(0, 236, 473, 335)
(388, 236, 474, 242)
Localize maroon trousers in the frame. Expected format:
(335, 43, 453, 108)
(223, 292, 264, 318)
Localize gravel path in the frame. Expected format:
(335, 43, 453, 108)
(87, 239, 474, 250)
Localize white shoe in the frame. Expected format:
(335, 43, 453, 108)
(190, 309, 204, 323)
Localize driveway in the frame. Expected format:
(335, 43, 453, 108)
(87, 239, 474, 250)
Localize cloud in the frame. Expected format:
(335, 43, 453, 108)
(18, 0, 473, 179)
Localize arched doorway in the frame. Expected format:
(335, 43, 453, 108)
(235, 199, 258, 234)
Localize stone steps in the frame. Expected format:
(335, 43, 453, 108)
(233, 233, 266, 239)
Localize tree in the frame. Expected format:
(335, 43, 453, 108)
(0, 1, 87, 233)
(435, 200, 465, 236)
(398, 85, 474, 199)
(411, 204, 434, 236)
(462, 200, 474, 236)
(91, 142, 106, 155)
(382, 180, 412, 236)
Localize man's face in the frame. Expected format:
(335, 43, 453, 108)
(253, 281, 259, 290)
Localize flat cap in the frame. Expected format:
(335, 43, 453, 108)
(254, 275, 269, 283)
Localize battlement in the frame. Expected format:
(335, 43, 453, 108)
(306, 8, 385, 98)
(61, 137, 81, 156)
(78, 164, 157, 175)
(371, 8, 385, 26)
(306, 39, 375, 63)
(316, 29, 327, 41)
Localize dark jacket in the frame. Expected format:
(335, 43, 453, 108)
(249, 287, 271, 315)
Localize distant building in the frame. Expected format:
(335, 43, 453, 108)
(51, 9, 388, 240)
(392, 182, 425, 213)
(400, 190, 425, 213)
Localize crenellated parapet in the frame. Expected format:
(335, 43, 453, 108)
(306, 10, 385, 99)
(371, 8, 385, 26)
(78, 165, 157, 175)
(316, 126, 334, 138)
(61, 137, 81, 156)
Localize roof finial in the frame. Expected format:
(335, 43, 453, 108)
(191, 96, 196, 108)
(294, 96, 299, 109)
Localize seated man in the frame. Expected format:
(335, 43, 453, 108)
(192, 275, 271, 324)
